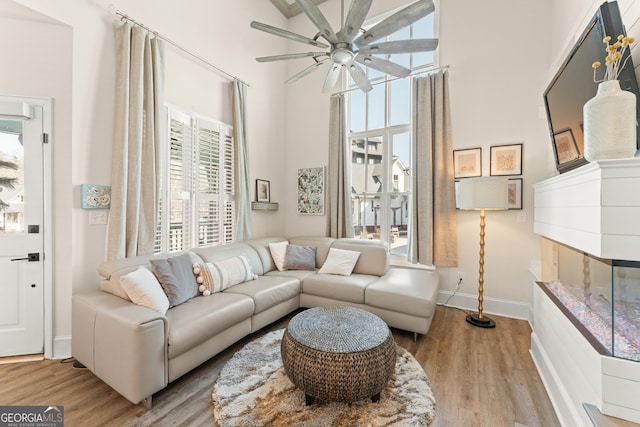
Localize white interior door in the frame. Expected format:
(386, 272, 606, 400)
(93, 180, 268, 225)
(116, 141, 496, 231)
(0, 103, 44, 357)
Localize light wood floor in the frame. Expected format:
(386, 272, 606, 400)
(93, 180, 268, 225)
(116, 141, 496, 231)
(0, 305, 561, 427)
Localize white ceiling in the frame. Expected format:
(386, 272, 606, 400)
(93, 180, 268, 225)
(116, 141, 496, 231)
(269, 0, 328, 18)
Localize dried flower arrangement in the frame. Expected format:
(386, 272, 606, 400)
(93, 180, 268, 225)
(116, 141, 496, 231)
(592, 34, 635, 82)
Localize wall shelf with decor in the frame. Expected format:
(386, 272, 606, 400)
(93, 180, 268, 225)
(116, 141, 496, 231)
(251, 202, 279, 211)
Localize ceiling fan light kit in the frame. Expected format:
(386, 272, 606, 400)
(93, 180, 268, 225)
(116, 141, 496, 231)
(251, 0, 439, 93)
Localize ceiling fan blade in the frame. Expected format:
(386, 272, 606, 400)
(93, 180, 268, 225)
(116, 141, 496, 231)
(358, 39, 438, 55)
(295, 0, 339, 44)
(257, 52, 328, 63)
(250, 21, 329, 49)
(323, 64, 343, 93)
(355, 54, 411, 78)
(354, 0, 435, 47)
(346, 62, 373, 92)
(341, 0, 374, 43)
(285, 61, 327, 84)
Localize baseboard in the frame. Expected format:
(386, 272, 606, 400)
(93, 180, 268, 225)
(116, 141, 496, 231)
(437, 290, 531, 321)
(530, 332, 580, 427)
(52, 335, 71, 360)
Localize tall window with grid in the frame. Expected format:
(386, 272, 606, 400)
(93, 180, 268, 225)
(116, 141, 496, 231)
(348, 14, 434, 258)
(155, 108, 235, 253)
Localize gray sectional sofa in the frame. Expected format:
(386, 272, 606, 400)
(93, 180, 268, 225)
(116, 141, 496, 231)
(71, 236, 440, 407)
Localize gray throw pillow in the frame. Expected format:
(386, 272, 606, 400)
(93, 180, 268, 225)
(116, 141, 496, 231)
(283, 245, 316, 271)
(150, 252, 199, 307)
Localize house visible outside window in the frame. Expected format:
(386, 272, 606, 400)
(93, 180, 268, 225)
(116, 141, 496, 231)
(348, 14, 435, 257)
(155, 107, 235, 253)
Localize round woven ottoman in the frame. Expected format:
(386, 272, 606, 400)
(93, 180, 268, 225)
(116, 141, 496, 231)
(281, 306, 396, 405)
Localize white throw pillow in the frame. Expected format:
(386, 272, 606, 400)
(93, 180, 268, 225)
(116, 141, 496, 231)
(120, 267, 170, 314)
(268, 241, 289, 271)
(318, 248, 361, 276)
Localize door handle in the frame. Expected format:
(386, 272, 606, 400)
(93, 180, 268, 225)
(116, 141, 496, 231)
(10, 253, 40, 262)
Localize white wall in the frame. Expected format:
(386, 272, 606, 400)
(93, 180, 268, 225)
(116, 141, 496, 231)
(283, 0, 555, 317)
(4, 0, 291, 357)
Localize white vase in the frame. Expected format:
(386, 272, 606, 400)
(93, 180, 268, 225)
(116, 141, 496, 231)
(583, 80, 637, 161)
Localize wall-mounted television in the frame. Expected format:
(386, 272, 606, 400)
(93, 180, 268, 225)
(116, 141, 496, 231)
(543, 1, 640, 173)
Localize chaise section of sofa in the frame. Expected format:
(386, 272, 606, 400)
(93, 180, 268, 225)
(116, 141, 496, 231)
(296, 237, 439, 335)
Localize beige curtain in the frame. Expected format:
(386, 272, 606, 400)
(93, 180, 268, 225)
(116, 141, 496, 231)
(232, 80, 252, 241)
(407, 70, 458, 266)
(107, 22, 165, 260)
(326, 94, 354, 238)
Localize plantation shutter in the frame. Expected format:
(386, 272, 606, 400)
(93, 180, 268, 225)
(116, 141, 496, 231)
(222, 130, 235, 243)
(167, 110, 194, 252)
(196, 118, 221, 246)
(155, 107, 235, 253)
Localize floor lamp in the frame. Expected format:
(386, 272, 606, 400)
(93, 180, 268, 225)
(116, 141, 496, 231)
(458, 177, 509, 328)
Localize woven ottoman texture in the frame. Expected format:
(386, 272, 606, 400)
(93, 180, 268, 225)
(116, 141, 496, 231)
(281, 306, 396, 404)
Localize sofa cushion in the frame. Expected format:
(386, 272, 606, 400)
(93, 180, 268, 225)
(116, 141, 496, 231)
(192, 243, 264, 276)
(268, 241, 289, 271)
(365, 267, 440, 318)
(223, 275, 300, 314)
(266, 269, 317, 281)
(166, 292, 254, 359)
(244, 237, 289, 273)
(120, 267, 170, 314)
(331, 239, 389, 276)
(288, 236, 335, 267)
(97, 251, 202, 301)
(283, 244, 316, 270)
(318, 248, 360, 276)
(193, 256, 256, 295)
(149, 253, 199, 307)
(302, 273, 378, 304)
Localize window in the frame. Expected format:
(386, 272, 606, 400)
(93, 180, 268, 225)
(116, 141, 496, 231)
(155, 107, 235, 253)
(348, 14, 434, 257)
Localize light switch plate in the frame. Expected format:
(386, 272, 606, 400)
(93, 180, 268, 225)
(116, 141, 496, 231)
(89, 210, 108, 225)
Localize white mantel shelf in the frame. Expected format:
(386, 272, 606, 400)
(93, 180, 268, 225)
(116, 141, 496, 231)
(533, 158, 640, 261)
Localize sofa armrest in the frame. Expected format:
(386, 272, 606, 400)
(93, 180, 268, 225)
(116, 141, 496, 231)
(72, 291, 168, 405)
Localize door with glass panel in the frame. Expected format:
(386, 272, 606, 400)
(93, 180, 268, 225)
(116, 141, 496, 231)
(0, 101, 44, 357)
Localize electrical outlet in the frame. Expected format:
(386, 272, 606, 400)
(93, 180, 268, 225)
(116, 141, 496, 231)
(457, 271, 465, 283)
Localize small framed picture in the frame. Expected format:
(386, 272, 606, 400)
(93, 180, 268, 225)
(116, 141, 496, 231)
(553, 129, 580, 165)
(453, 148, 482, 178)
(507, 178, 523, 210)
(490, 143, 523, 176)
(256, 179, 270, 202)
(81, 184, 111, 209)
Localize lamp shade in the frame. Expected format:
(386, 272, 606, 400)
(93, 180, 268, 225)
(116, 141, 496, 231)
(458, 177, 509, 210)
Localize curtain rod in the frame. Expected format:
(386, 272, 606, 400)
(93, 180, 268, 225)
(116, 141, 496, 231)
(110, 6, 250, 87)
(332, 64, 452, 96)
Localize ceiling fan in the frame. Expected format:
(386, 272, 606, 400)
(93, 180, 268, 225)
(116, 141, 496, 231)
(251, 0, 438, 93)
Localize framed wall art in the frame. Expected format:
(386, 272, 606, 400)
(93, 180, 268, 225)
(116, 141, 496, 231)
(81, 184, 111, 209)
(507, 178, 523, 210)
(256, 179, 270, 202)
(453, 148, 482, 178)
(552, 129, 580, 165)
(297, 167, 325, 215)
(490, 143, 523, 176)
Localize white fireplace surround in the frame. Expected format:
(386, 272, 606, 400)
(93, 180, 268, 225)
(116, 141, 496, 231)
(532, 158, 640, 426)
(534, 157, 640, 262)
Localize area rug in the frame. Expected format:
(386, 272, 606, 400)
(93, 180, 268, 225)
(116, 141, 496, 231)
(212, 329, 435, 426)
